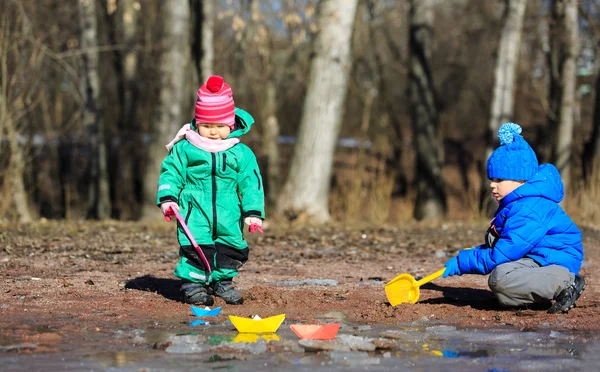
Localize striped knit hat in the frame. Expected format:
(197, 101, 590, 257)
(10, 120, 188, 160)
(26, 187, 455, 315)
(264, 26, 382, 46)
(195, 75, 235, 129)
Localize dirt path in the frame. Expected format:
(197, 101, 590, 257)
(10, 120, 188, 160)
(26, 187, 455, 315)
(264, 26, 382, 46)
(1, 219, 599, 343)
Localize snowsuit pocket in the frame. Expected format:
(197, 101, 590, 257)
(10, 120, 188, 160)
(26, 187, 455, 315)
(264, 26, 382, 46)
(215, 242, 248, 269)
(180, 245, 216, 271)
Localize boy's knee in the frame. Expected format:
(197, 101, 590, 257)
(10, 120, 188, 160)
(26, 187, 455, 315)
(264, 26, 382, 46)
(488, 265, 510, 292)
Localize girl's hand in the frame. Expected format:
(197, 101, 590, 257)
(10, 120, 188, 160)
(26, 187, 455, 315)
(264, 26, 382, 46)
(160, 202, 179, 220)
(245, 217, 263, 234)
(244, 217, 262, 226)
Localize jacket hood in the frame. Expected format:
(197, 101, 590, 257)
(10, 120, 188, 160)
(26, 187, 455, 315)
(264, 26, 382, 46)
(190, 107, 254, 139)
(229, 108, 254, 138)
(504, 164, 564, 204)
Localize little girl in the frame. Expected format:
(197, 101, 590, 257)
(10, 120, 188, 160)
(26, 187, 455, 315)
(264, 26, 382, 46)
(157, 75, 264, 305)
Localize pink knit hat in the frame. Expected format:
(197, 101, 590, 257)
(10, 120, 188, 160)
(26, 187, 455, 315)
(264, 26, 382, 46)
(195, 75, 235, 129)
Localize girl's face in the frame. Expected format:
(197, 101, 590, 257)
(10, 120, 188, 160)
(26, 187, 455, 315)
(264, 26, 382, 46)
(197, 123, 231, 140)
(489, 178, 525, 201)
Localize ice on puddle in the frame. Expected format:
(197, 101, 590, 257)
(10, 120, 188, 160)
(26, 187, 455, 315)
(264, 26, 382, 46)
(425, 325, 457, 334)
(166, 334, 205, 345)
(337, 335, 376, 351)
(165, 343, 210, 354)
(228, 340, 268, 355)
(380, 330, 426, 343)
(550, 331, 574, 339)
(329, 351, 380, 366)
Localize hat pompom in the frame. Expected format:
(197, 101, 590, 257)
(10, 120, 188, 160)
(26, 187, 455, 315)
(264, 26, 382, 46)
(206, 75, 224, 93)
(498, 122, 522, 146)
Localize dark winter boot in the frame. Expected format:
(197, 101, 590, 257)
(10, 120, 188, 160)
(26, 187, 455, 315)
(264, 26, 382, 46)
(548, 276, 585, 314)
(211, 281, 243, 305)
(180, 282, 214, 306)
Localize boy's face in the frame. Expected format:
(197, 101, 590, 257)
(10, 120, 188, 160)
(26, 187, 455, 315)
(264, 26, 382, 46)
(489, 179, 525, 201)
(197, 123, 231, 140)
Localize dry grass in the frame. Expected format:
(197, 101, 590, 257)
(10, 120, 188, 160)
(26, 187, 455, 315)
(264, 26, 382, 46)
(330, 147, 398, 225)
(566, 163, 600, 227)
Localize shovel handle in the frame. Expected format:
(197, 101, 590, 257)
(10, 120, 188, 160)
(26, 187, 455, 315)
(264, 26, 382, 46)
(415, 268, 446, 287)
(168, 206, 212, 275)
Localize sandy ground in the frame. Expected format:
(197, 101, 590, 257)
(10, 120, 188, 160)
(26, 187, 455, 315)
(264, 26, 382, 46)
(1, 219, 599, 345)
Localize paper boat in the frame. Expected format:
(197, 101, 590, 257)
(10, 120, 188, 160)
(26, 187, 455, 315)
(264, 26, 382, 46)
(290, 323, 340, 340)
(232, 333, 280, 343)
(228, 314, 285, 333)
(190, 306, 222, 317)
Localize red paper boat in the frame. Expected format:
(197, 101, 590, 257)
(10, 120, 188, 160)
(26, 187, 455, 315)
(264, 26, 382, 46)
(290, 323, 341, 340)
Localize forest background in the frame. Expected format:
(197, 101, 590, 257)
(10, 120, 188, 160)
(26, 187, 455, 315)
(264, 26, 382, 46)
(0, 0, 598, 227)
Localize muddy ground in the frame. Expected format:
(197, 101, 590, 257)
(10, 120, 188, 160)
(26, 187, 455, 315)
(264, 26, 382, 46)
(1, 219, 599, 358)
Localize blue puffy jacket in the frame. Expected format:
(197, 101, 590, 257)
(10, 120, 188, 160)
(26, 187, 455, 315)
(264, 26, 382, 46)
(458, 164, 584, 275)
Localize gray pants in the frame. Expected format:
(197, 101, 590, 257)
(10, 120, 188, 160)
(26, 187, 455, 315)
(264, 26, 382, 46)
(488, 258, 573, 307)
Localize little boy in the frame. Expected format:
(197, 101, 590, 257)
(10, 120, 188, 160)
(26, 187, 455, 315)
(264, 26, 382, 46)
(443, 122, 585, 313)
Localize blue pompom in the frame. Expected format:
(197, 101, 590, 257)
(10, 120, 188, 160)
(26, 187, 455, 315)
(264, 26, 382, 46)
(498, 122, 522, 145)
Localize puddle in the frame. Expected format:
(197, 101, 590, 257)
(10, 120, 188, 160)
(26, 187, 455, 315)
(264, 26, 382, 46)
(1, 318, 599, 371)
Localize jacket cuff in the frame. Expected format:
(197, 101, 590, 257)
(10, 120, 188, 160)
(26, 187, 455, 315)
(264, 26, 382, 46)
(158, 195, 178, 207)
(243, 210, 263, 219)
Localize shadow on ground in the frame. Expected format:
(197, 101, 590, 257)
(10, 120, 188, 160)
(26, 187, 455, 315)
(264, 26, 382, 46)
(420, 283, 555, 311)
(420, 283, 502, 310)
(125, 275, 181, 301)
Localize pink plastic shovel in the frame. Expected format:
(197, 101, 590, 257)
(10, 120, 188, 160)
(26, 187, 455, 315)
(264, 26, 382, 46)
(164, 206, 212, 275)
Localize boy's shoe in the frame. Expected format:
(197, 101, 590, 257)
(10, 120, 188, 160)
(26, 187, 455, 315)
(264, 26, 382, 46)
(211, 281, 243, 305)
(181, 282, 214, 306)
(548, 276, 585, 314)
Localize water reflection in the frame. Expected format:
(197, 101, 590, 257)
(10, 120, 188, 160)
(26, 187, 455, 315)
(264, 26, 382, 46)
(232, 333, 280, 343)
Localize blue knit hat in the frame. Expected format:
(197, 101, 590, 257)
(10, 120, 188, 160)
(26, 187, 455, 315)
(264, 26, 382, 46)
(487, 122, 538, 181)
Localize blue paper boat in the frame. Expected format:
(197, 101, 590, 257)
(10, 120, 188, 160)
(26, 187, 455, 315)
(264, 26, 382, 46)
(190, 306, 222, 317)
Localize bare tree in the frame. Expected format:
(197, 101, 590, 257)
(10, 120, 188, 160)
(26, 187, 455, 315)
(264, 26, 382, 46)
(548, 0, 578, 191)
(277, 0, 359, 222)
(481, 0, 527, 213)
(201, 0, 214, 81)
(0, 12, 36, 222)
(104, 0, 140, 219)
(409, 0, 446, 220)
(247, 0, 281, 209)
(79, 0, 110, 219)
(584, 70, 600, 178)
(141, 0, 192, 219)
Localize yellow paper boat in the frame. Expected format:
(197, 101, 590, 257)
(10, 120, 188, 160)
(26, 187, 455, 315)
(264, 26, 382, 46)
(290, 323, 340, 340)
(229, 314, 285, 333)
(232, 333, 280, 343)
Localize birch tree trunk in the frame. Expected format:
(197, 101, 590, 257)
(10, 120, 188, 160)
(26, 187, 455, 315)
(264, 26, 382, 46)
(110, 0, 139, 219)
(248, 0, 281, 209)
(201, 0, 214, 81)
(4, 122, 33, 222)
(549, 0, 578, 192)
(481, 0, 527, 214)
(409, 0, 446, 220)
(584, 70, 600, 179)
(141, 0, 191, 219)
(0, 16, 33, 222)
(277, 0, 359, 222)
(79, 0, 111, 219)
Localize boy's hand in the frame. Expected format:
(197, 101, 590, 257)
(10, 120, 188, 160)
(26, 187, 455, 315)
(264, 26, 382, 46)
(245, 217, 263, 234)
(442, 257, 461, 278)
(161, 202, 179, 221)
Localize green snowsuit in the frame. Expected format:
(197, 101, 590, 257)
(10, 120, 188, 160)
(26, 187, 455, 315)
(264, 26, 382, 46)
(156, 108, 264, 284)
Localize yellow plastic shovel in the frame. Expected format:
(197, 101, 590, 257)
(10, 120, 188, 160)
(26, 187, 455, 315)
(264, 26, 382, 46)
(385, 268, 446, 306)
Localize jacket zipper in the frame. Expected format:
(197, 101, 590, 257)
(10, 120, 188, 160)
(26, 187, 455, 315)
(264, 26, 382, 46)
(185, 201, 192, 225)
(211, 153, 218, 239)
(253, 169, 261, 190)
(222, 153, 227, 172)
